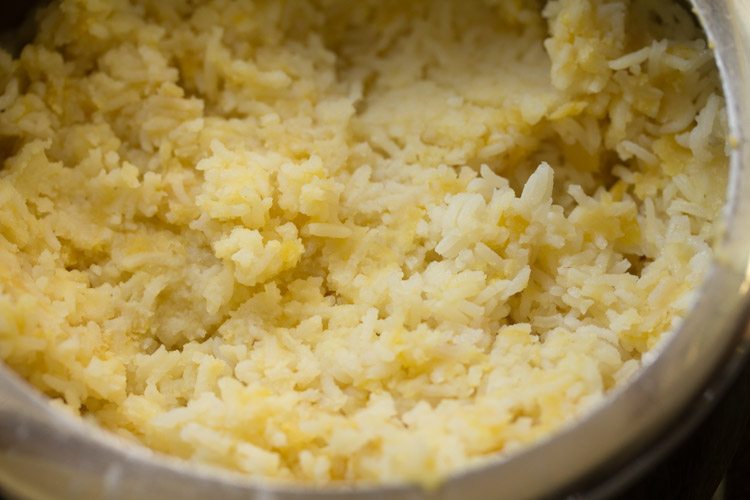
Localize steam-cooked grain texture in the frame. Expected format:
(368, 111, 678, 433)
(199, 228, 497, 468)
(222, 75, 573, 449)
(0, 0, 728, 486)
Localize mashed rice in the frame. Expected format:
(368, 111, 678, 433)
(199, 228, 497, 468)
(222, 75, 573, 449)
(0, 0, 728, 486)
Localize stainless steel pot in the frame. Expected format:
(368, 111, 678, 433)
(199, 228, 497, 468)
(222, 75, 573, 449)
(1, 1, 750, 499)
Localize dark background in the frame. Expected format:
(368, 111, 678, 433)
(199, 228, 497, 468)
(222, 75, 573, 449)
(0, 3, 39, 33)
(612, 355, 750, 500)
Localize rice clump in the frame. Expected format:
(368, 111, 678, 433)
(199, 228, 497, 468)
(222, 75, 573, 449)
(0, 0, 728, 486)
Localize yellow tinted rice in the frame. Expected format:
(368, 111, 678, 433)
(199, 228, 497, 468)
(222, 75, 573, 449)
(0, 0, 728, 486)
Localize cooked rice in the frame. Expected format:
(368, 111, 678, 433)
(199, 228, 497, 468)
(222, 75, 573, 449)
(0, 0, 728, 486)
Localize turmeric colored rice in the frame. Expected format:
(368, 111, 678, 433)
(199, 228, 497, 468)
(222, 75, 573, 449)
(0, 0, 728, 485)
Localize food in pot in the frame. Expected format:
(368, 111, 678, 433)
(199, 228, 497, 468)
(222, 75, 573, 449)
(0, 0, 728, 486)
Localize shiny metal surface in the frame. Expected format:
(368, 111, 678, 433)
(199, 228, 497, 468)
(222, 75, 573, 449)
(2, 1, 750, 498)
